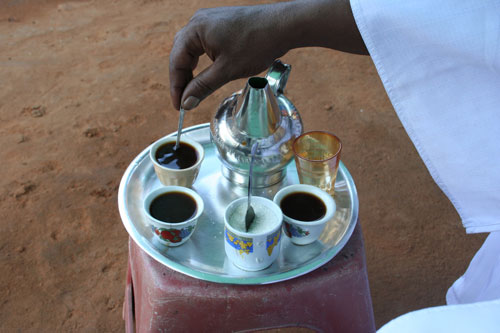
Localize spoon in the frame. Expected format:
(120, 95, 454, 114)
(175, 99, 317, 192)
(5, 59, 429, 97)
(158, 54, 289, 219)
(174, 107, 186, 150)
(245, 143, 259, 232)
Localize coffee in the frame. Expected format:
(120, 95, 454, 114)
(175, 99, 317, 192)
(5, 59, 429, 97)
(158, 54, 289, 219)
(149, 191, 197, 223)
(155, 141, 198, 169)
(280, 192, 326, 221)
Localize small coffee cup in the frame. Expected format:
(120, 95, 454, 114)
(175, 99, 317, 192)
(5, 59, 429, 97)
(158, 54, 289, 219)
(224, 197, 283, 271)
(150, 136, 204, 187)
(144, 186, 204, 247)
(274, 184, 336, 245)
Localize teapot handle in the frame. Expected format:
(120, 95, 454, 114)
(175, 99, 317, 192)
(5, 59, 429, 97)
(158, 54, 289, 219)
(265, 59, 291, 96)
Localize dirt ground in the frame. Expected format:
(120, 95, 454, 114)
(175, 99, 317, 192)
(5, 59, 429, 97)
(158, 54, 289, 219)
(0, 0, 487, 331)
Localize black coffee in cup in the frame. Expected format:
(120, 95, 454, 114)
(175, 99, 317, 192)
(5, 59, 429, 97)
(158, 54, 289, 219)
(280, 192, 326, 221)
(155, 142, 198, 169)
(149, 191, 197, 223)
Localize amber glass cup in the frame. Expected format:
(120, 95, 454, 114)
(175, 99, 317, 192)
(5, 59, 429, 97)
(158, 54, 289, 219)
(292, 131, 342, 195)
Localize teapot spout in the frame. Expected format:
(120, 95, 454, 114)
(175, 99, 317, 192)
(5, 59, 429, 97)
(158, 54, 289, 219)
(233, 77, 281, 138)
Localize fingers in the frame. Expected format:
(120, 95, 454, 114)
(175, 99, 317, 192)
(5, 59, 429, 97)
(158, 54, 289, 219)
(169, 29, 202, 110)
(180, 60, 230, 110)
(170, 37, 231, 110)
(169, 5, 277, 111)
(170, 32, 232, 110)
(169, 65, 192, 111)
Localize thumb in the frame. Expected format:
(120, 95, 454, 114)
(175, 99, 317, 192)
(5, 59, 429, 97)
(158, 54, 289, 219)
(181, 61, 229, 110)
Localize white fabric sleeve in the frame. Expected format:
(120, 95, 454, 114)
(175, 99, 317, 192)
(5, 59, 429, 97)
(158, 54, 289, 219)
(377, 298, 500, 333)
(350, 0, 500, 234)
(446, 231, 500, 304)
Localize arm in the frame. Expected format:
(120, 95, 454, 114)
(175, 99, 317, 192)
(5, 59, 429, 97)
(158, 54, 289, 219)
(169, 0, 367, 110)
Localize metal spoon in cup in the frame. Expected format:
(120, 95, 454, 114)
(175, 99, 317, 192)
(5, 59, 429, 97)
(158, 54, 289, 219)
(174, 107, 186, 150)
(245, 143, 259, 232)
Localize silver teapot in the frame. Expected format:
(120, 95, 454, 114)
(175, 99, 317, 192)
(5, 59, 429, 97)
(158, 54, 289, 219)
(210, 60, 303, 188)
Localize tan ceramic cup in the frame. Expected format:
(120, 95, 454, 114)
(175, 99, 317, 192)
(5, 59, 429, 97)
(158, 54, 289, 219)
(150, 136, 204, 187)
(293, 131, 342, 196)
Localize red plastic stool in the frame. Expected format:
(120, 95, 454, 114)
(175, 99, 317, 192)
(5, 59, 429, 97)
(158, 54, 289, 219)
(123, 223, 375, 332)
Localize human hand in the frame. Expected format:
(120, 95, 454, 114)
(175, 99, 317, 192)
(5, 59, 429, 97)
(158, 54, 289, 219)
(169, 0, 366, 111)
(169, 4, 289, 110)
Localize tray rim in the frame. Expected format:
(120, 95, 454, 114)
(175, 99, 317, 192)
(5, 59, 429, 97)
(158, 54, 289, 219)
(118, 123, 359, 284)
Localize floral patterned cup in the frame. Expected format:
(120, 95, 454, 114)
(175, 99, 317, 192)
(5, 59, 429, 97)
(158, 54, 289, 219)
(224, 197, 283, 271)
(274, 184, 336, 245)
(144, 186, 204, 247)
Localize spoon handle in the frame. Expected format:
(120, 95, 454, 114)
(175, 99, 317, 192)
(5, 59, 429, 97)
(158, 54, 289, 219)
(247, 143, 258, 203)
(245, 143, 259, 231)
(175, 107, 185, 150)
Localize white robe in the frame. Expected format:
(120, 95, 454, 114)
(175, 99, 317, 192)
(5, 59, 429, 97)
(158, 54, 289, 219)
(350, 0, 500, 329)
(376, 298, 500, 333)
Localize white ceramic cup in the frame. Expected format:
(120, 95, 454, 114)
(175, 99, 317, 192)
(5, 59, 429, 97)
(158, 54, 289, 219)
(224, 197, 283, 271)
(274, 184, 336, 245)
(144, 186, 204, 247)
(150, 136, 204, 187)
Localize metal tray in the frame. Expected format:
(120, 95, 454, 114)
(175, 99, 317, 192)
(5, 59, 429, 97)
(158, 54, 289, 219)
(118, 123, 358, 284)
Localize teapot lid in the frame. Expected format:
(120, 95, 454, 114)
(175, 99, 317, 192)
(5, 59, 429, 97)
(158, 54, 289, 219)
(232, 77, 281, 139)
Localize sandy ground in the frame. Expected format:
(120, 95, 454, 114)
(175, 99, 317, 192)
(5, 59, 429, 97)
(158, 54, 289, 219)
(0, 0, 487, 331)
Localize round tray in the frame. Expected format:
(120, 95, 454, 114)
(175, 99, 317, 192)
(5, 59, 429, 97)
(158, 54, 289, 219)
(118, 123, 358, 284)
